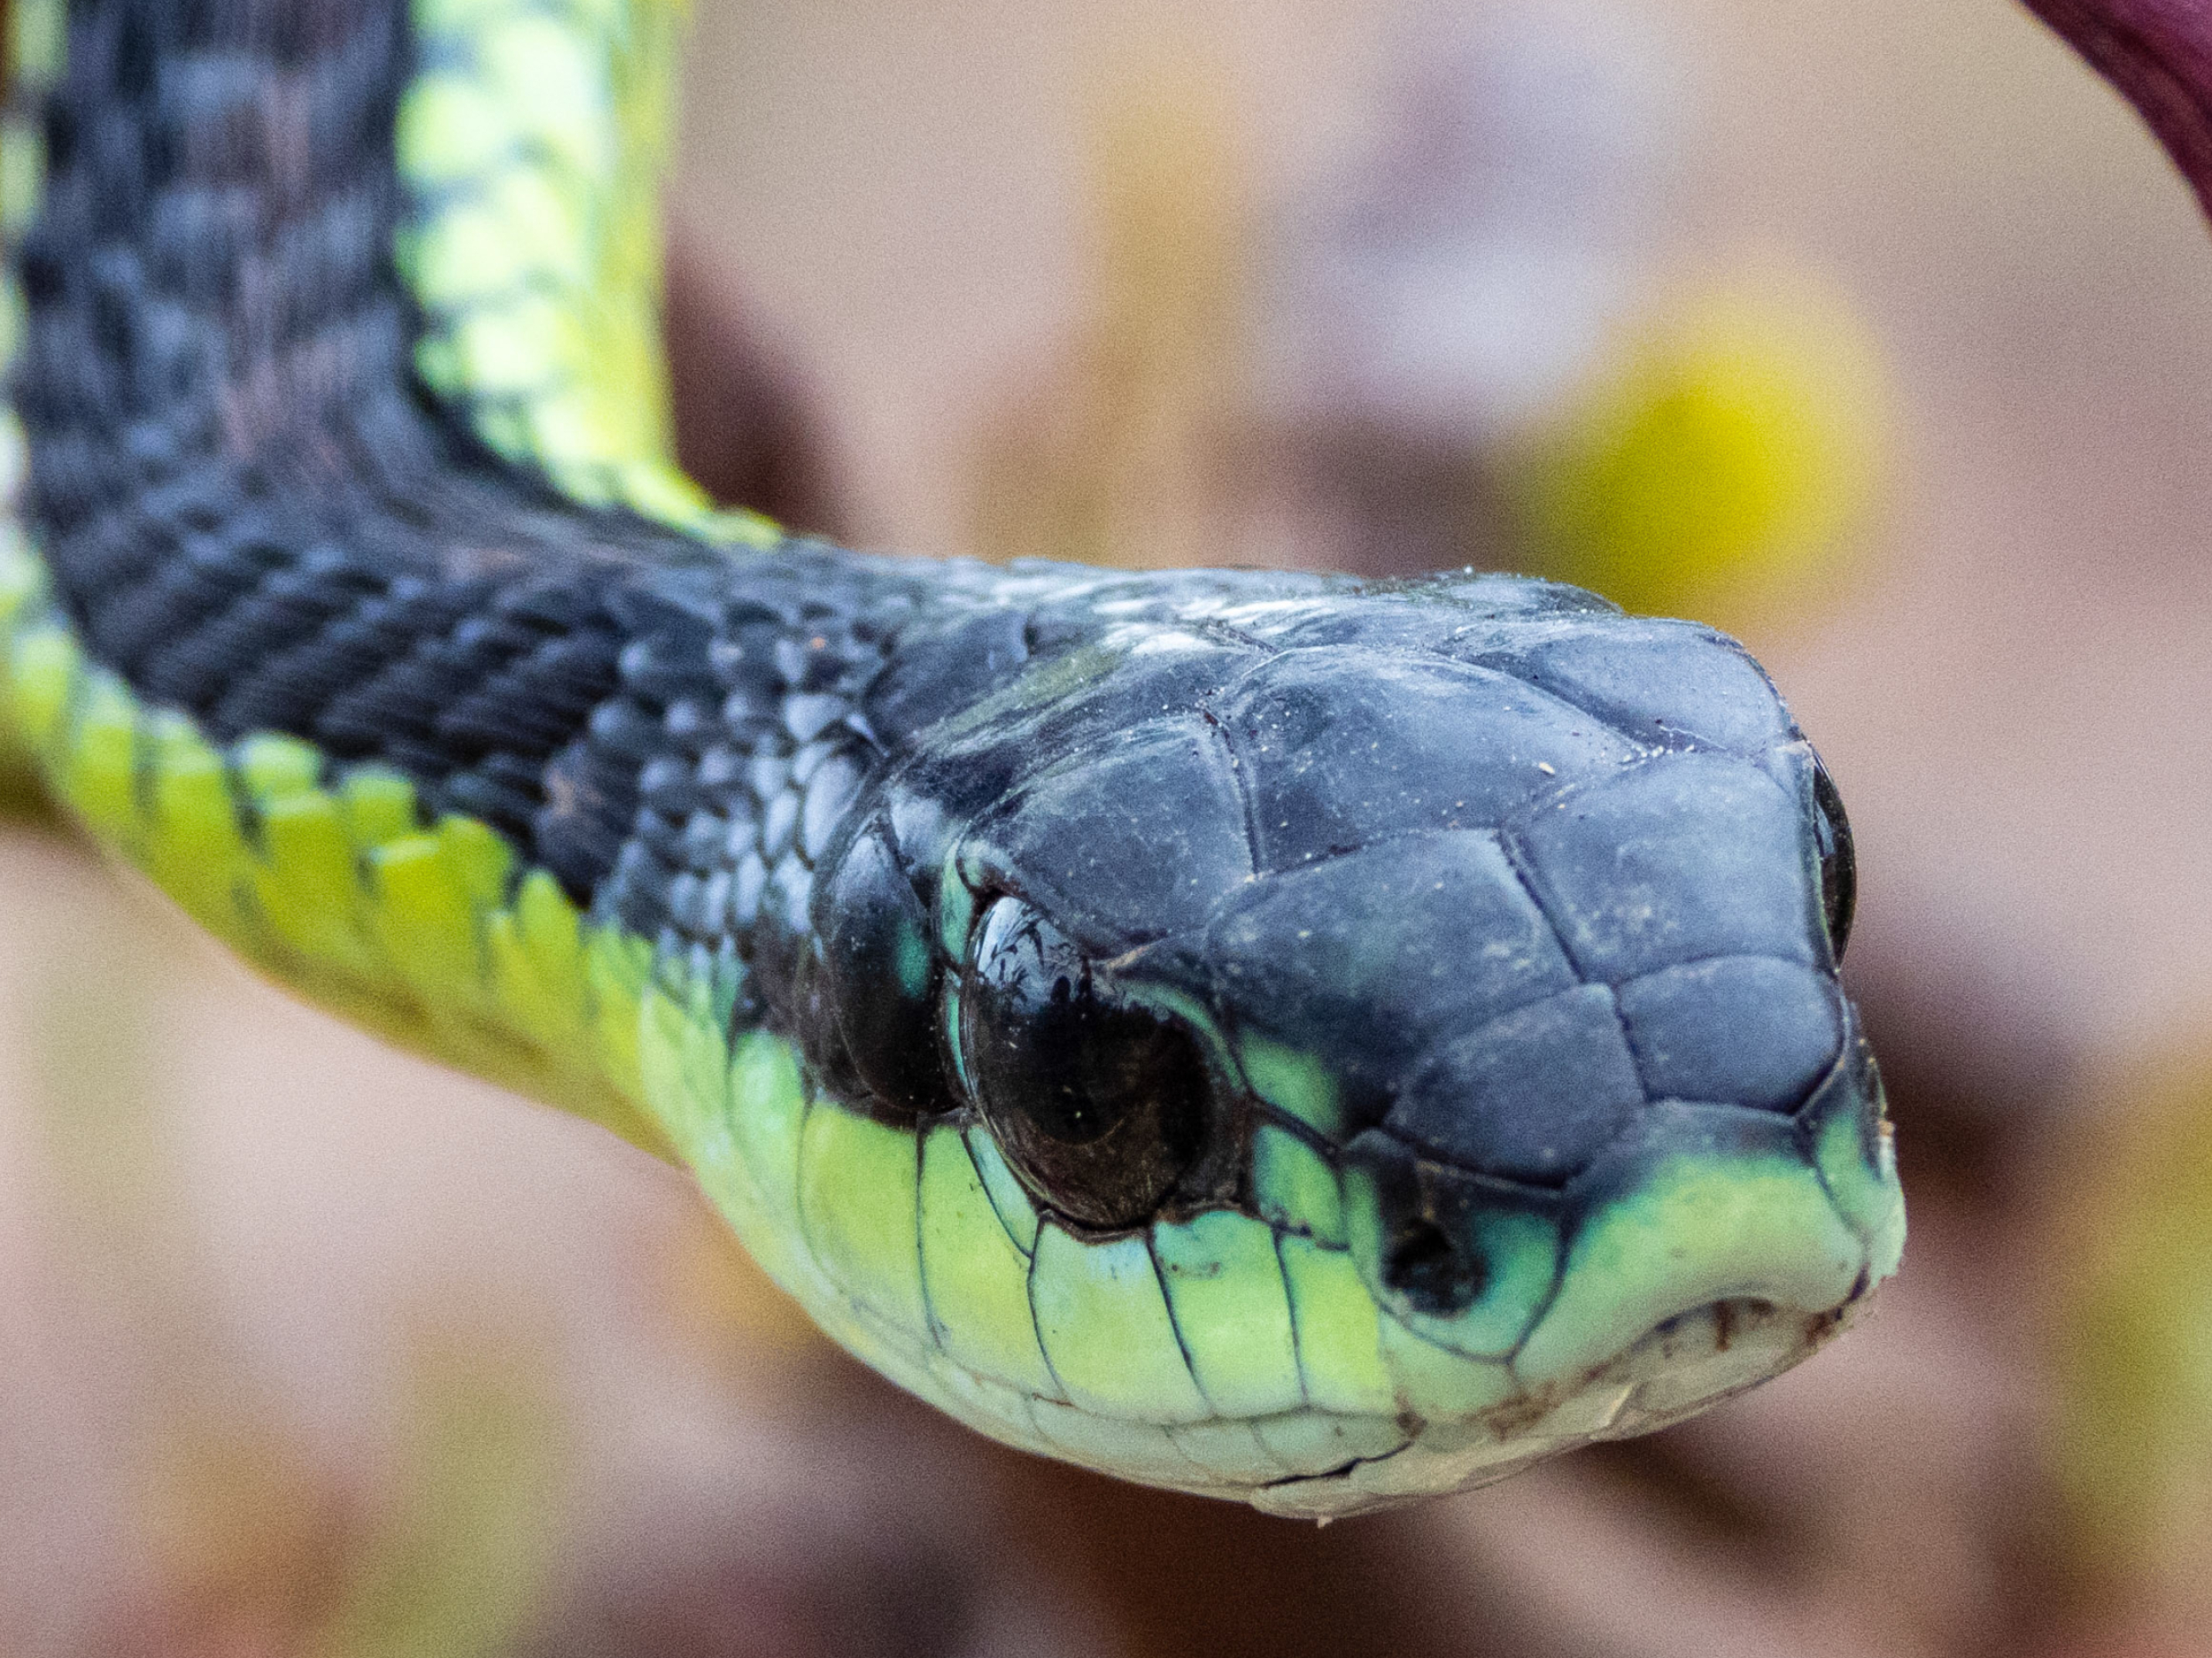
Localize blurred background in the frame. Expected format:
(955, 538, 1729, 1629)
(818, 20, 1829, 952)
(8, 0, 2212, 1652)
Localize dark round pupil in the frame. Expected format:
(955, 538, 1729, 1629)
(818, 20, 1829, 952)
(1810, 758, 1856, 962)
(959, 898, 1208, 1229)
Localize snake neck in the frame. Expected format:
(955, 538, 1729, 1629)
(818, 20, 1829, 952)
(2, 0, 999, 1134)
(20, 2, 921, 931)
(0, 0, 1294, 1083)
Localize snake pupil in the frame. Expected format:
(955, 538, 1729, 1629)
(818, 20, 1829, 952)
(1810, 757, 1857, 962)
(960, 897, 1208, 1229)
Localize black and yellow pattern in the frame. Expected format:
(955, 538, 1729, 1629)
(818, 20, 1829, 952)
(0, 0, 1902, 1516)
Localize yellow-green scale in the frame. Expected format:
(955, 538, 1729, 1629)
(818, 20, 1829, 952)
(1513, 1148, 1866, 1387)
(0, 536, 666, 1152)
(398, 0, 774, 543)
(0, 0, 1911, 1513)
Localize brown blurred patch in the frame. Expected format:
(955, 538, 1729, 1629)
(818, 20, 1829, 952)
(663, 217, 844, 537)
(968, 48, 1266, 573)
(994, 1462, 1456, 1658)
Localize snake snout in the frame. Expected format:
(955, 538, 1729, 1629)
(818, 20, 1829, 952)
(1337, 1011, 1902, 1445)
(1505, 1039, 1903, 1401)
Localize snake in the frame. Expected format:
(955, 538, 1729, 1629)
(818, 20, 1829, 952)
(0, 0, 1903, 1518)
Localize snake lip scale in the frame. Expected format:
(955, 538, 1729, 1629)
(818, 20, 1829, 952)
(0, 0, 1904, 1516)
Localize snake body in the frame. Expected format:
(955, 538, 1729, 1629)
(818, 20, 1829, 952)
(0, 0, 1902, 1516)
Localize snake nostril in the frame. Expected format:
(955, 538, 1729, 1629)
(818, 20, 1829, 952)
(1383, 1219, 1486, 1315)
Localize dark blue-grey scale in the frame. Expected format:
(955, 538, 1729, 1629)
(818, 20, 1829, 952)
(864, 613, 1849, 1204)
(12, 0, 1863, 1254)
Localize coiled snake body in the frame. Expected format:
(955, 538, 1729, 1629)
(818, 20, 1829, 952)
(0, 0, 1902, 1515)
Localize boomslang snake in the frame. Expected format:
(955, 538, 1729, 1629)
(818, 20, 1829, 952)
(0, 0, 1901, 1516)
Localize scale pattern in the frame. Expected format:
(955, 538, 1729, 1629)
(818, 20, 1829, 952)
(0, 0, 1904, 1515)
(398, 0, 761, 530)
(0, 0, 982, 1134)
(5, 0, 955, 939)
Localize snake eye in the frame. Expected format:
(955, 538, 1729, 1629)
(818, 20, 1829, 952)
(1810, 754, 1856, 963)
(814, 817, 951, 1118)
(958, 896, 1208, 1229)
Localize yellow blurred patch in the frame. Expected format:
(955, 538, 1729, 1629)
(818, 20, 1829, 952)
(1508, 264, 1890, 637)
(2044, 1031, 2212, 1615)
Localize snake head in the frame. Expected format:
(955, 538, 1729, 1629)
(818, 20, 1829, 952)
(790, 571, 1900, 1516)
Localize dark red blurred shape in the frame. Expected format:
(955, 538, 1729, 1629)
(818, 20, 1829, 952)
(2024, 0, 2212, 225)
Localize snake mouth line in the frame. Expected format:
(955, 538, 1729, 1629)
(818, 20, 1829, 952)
(1503, 1290, 1863, 1454)
(1585, 1293, 1857, 1440)
(1247, 1293, 1861, 1518)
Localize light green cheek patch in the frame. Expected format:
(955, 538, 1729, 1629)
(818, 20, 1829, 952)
(1813, 1101, 1906, 1282)
(918, 1127, 1057, 1397)
(797, 1101, 927, 1337)
(1377, 1317, 1518, 1420)
(1252, 1124, 1346, 1246)
(1517, 1150, 1864, 1387)
(1030, 1224, 1209, 1424)
(1152, 1209, 1301, 1418)
(1278, 1236, 1396, 1417)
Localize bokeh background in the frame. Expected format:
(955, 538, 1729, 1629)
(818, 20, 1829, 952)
(7, 0, 2212, 1653)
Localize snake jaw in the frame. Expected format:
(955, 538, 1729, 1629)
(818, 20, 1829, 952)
(734, 582, 1905, 1510)
(1240, 1297, 1865, 1519)
(1228, 1026, 1904, 1517)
